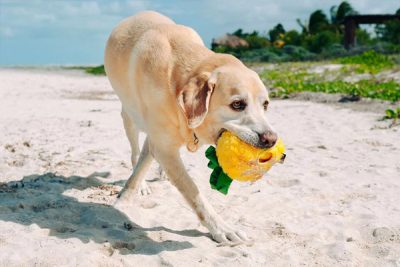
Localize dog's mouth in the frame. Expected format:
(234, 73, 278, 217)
(218, 128, 226, 138)
(215, 128, 256, 148)
(214, 128, 227, 145)
(215, 128, 266, 149)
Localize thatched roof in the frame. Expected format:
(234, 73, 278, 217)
(212, 34, 249, 48)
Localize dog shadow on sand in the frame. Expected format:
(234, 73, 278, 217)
(0, 172, 206, 255)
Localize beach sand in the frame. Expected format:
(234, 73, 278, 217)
(1, 68, 399, 266)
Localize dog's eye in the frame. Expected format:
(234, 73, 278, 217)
(263, 100, 269, 111)
(230, 100, 247, 111)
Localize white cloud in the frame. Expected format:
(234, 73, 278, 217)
(126, 0, 151, 11)
(108, 1, 121, 13)
(0, 27, 14, 37)
(33, 14, 56, 23)
(64, 1, 101, 16)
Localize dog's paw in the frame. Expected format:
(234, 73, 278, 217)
(209, 222, 252, 246)
(114, 195, 132, 210)
(157, 165, 168, 181)
(139, 181, 152, 196)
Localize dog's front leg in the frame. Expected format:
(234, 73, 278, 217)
(152, 145, 250, 244)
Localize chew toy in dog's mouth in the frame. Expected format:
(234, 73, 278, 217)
(216, 128, 257, 148)
(258, 152, 273, 163)
(206, 131, 286, 195)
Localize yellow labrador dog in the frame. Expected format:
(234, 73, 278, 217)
(104, 11, 277, 244)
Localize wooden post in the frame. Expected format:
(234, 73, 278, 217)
(343, 15, 400, 50)
(344, 18, 356, 50)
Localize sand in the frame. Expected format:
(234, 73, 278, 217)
(0, 68, 399, 266)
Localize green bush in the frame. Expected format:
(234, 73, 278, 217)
(308, 30, 341, 53)
(376, 8, 400, 44)
(239, 46, 316, 62)
(338, 50, 394, 73)
(262, 61, 400, 102)
(269, 24, 285, 42)
(355, 28, 372, 46)
(273, 80, 400, 102)
(383, 107, 400, 127)
(65, 65, 106, 75)
(85, 65, 105, 75)
(211, 2, 399, 63)
(283, 30, 302, 46)
(240, 48, 282, 62)
(320, 44, 348, 58)
(282, 45, 316, 61)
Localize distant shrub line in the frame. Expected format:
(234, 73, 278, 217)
(212, 2, 400, 63)
(271, 80, 400, 102)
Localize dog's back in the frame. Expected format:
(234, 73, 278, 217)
(104, 11, 174, 87)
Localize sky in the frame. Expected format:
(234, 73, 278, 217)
(0, 0, 398, 66)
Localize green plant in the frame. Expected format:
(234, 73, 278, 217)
(283, 30, 302, 46)
(261, 63, 400, 102)
(244, 32, 270, 49)
(338, 50, 394, 74)
(269, 24, 286, 42)
(383, 107, 400, 127)
(308, 10, 330, 35)
(64, 65, 106, 75)
(375, 8, 400, 44)
(274, 80, 400, 102)
(85, 65, 105, 75)
(307, 30, 341, 53)
(355, 28, 372, 46)
(331, 1, 356, 26)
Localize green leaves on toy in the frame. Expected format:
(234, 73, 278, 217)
(205, 146, 233, 195)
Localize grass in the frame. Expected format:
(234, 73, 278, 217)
(337, 50, 394, 74)
(65, 65, 106, 75)
(85, 65, 105, 75)
(261, 52, 400, 102)
(271, 80, 400, 102)
(384, 107, 400, 119)
(383, 107, 400, 127)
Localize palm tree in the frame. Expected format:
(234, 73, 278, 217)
(296, 18, 308, 34)
(269, 23, 286, 42)
(330, 1, 357, 33)
(308, 10, 330, 34)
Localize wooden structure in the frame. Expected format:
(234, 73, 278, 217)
(211, 34, 248, 49)
(344, 14, 400, 49)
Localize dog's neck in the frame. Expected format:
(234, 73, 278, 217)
(171, 44, 212, 91)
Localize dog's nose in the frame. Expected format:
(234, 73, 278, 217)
(258, 131, 277, 148)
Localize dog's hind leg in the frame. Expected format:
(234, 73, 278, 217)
(116, 137, 153, 210)
(121, 109, 153, 195)
(122, 109, 167, 182)
(121, 109, 140, 166)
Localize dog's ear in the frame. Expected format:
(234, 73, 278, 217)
(178, 72, 216, 129)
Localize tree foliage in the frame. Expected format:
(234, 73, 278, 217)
(376, 8, 400, 44)
(309, 10, 330, 34)
(212, 2, 400, 62)
(333, 1, 356, 24)
(269, 24, 286, 42)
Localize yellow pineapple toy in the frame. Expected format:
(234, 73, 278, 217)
(206, 131, 286, 194)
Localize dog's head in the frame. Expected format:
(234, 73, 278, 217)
(178, 57, 277, 149)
